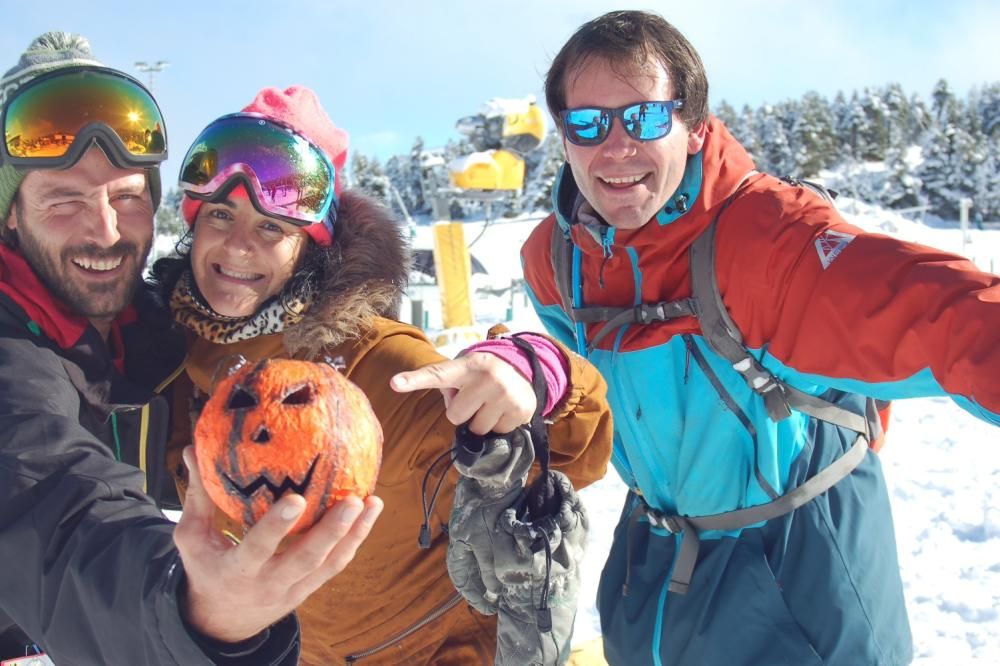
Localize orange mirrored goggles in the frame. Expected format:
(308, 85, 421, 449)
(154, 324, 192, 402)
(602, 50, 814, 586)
(1, 66, 167, 168)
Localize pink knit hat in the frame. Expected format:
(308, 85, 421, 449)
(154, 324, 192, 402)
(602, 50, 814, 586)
(182, 85, 348, 246)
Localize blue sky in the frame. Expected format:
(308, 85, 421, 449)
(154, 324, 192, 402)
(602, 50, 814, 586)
(3, 0, 998, 186)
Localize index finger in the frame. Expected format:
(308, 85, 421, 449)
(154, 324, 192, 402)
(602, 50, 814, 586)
(390, 357, 468, 393)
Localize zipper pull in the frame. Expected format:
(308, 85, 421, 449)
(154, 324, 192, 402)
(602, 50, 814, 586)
(598, 228, 613, 289)
(683, 335, 692, 383)
(600, 228, 614, 258)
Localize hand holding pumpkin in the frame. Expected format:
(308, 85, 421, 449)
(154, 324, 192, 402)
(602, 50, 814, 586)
(390, 351, 537, 435)
(174, 446, 383, 643)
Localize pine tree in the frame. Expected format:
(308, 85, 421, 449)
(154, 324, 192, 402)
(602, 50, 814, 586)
(714, 99, 758, 158)
(155, 188, 185, 239)
(918, 121, 979, 219)
(522, 131, 565, 213)
(974, 134, 1000, 218)
(857, 88, 890, 161)
(754, 104, 794, 176)
(383, 136, 434, 218)
(791, 91, 837, 176)
(408, 136, 428, 214)
(908, 93, 933, 143)
(834, 92, 872, 162)
(738, 104, 762, 165)
(714, 100, 739, 132)
(931, 79, 961, 126)
(882, 146, 924, 210)
(350, 153, 382, 198)
(881, 84, 913, 157)
(974, 82, 1000, 138)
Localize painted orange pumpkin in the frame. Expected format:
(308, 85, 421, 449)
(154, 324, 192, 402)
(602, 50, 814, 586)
(194, 358, 383, 534)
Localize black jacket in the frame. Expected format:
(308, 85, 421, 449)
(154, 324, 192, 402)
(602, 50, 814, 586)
(0, 271, 299, 665)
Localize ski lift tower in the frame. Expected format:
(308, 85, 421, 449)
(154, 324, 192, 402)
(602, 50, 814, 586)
(134, 60, 169, 92)
(424, 96, 547, 335)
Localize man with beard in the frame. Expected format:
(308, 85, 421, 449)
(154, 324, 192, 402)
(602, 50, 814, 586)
(0, 32, 382, 666)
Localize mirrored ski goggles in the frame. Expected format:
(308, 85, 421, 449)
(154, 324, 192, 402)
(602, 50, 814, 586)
(178, 113, 336, 227)
(559, 99, 685, 146)
(1, 66, 167, 168)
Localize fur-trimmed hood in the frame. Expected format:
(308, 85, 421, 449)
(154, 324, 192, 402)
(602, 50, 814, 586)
(284, 189, 410, 357)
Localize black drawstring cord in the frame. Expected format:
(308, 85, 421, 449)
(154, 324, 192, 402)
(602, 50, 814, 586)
(418, 447, 457, 549)
(530, 527, 554, 633)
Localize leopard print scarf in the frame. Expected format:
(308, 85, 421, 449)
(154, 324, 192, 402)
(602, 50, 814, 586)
(169, 270, 313, 344)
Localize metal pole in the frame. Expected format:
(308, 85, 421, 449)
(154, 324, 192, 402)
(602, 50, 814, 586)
(134, 60, 170, 93)
(959, 197, 972, 255)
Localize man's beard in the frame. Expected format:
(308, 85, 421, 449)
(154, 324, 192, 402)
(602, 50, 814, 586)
(14, 216, 152, 321)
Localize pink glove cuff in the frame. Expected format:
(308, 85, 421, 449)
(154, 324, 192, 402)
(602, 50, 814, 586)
(463, 334, 569, 416)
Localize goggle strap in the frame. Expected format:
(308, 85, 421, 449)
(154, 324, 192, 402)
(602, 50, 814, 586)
(31, 124, 166, 170)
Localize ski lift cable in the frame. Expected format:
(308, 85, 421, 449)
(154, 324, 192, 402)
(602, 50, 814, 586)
(466, 201, 495, 249)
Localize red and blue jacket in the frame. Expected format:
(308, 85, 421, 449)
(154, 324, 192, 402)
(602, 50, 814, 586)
(521, 118, 1000, 665)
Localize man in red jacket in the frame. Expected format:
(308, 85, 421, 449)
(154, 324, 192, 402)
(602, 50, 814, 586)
(521, 10, 1000, 665)
(0, 32, 381, 665)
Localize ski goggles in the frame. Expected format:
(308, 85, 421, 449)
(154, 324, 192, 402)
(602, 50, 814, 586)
(178, 113, 337, 228)
(559, 99, 685, 146)
(1, 66, 167, 168)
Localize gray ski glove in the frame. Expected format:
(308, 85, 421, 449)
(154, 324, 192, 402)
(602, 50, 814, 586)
(493, 468, 588, 666)
(447, 425, 588, 665)
(446, 425, 536, 614)
(445, 334, 588, 665)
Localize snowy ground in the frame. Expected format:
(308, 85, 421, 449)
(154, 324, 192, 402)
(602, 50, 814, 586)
(423, 200, 1000, 664)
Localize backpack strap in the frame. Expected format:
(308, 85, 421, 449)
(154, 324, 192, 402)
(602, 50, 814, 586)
(689, 182, 869, 434)
(642, 434, 868, 594)
(550, 225, 576, 318)
(549, 176, 878, 595)
(549, 225, 696, 354)
(547, 175, 869, 435)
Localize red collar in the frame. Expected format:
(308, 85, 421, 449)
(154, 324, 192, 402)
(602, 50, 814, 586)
(0, 245, 135, 370)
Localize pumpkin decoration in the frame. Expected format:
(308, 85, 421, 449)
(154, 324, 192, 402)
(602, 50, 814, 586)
(194, 358, 383, 534)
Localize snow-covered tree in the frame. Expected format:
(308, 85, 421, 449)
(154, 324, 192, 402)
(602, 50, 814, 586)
(385, 139, 426, 217)
(522, 130, 565, 213)
(973, 82, 1000, 138)
(918, 122, 980, 218)
(714, 100, 759, 162)
(155, 188, 185, 238)
(931, 79, 961, 126)
(349, 152, 389, 202)
(857, 88, 890, 161)
(754, 104, 794, 176)
(972, 134, 1000, 219)
(791, 91, 837, 176)
(881, 146, 924, 210)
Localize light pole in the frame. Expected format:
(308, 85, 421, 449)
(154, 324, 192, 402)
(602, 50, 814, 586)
(134, 60, 169, 92)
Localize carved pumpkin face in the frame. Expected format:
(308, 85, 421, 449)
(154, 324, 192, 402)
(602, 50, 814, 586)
(194, 358, 383, 534)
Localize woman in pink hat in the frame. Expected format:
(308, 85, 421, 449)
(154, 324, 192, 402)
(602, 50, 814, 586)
(152, 85, 613, 664)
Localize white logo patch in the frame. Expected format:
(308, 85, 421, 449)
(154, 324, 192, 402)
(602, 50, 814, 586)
(814, 230, 855, 269)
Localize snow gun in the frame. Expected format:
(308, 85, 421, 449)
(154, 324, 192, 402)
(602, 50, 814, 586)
(448, 96, 546, 192)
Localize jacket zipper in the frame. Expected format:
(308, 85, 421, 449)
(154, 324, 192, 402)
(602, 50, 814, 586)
(344, 592, 464, 663)
(682, 334, 779, 500)
(598, 226, 614, 288)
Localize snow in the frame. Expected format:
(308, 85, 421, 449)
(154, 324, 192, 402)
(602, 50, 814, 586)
(424, 199, 1000, 663)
